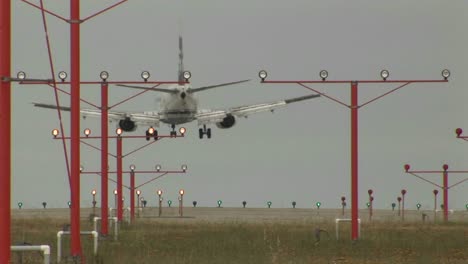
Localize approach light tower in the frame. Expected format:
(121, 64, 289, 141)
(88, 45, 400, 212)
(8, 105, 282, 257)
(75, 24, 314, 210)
(258, 69, 449, 240)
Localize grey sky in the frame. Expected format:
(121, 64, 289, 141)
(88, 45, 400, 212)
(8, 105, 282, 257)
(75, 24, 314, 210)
(11, 1, 467, 210)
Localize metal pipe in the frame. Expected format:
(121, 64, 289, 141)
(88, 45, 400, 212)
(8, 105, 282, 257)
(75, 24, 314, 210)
(70, 0, 82, 258)
(101, 81, 109, 235)
(350, 81, 359, 240)
(11, 245, 51, 264)
(335, 218, 361, 240)
(93, 217, 118, 240)
(0, 0, 11, 262)
(57, 231, 98, 263)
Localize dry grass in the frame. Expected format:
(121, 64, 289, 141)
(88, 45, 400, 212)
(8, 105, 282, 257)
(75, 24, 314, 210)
(11, 217, 468, 264)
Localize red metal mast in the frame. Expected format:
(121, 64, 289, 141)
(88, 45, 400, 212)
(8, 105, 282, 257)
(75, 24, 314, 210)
(101, 81, 109, 235)
(259, 69, 448, 240)
(70, 0, 82, 257)
(0, 0, 11, 262)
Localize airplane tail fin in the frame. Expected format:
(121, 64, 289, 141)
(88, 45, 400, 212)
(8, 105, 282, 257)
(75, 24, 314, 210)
(178, 35, 184, 84)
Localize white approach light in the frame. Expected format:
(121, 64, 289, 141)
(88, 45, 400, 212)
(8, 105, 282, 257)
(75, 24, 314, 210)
(441, 69, 450, 80)
(129, 164, 136, 172)
(84, 128, 91, 137)
(179, 127, 186, 135)
(141, 71, 150, 82)
(181, 164, 187, 172)
(258, 70, 267, 81)
(52, 129, 59, 138)
(155, 165, 161, 172)
(319, 70, 328, 81)
(116, 128, 123, 136)
(380, 69, 389, 81)
(17, 71, 26, 80)
(100, 71, 109, 81)
(183, 71, 191, 81)
(58, 71, 68, 82)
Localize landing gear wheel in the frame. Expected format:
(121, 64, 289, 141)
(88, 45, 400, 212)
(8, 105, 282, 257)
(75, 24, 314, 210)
(207, 128, 211, 139)
(199, 128, 204, 139)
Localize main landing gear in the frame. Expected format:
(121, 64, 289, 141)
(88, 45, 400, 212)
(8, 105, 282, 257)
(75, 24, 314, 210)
(199, 125, 211, 139)
(170, 124, 177, 137)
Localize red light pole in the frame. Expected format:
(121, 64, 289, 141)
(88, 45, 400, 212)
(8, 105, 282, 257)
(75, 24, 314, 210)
(368, 189, 373, 221)
(401, 189, 407, 221)
(433, 189, 439, 222)
(129, 165, 136, 222)
(404, 164, 468, 222)
(397, 197, 402, 216)
(258, 69, 449, 240)
(100, 74, 109, 235)
(341, 196, 346, 216)
(0, 0, 11, 261)
(116, 129, 123, 221)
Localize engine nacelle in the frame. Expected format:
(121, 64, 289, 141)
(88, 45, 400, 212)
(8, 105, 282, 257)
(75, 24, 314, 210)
(118, 118, 137, 132)
(216, 114, 236, 129)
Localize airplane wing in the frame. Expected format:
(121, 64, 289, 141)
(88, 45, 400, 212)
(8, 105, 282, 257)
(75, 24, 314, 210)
(32, 103, 161, 127)
(188, 80, 250, 93)
(195, 93, 320, 125)
(116, 84, 177, 94)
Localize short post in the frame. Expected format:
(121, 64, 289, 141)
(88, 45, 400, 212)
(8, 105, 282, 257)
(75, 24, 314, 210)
(157, 190, 162, 217)
(179, 189, 184, 217)
(433, 189, 438, 222)
(341, 196, 346, 216)
(401, 189, 407, 221)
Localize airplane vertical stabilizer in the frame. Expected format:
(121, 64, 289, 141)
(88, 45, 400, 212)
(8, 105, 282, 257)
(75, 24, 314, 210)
(178, 36, 184, 84)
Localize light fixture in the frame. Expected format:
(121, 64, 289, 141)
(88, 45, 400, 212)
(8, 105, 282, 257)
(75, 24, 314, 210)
(258, 70, 267, 82)
(58, 71, 67, 82)
(52, 129, 59, 138)
(91, 190, 96, 195)
(129, 164, 136, 172)
(157, 190, 162, 196)
(136, 190, 141, 195)
(84, 128, 91, 137)
(17, 71, 26, 80)
(441, 69, 450, 80)
(183, 71, 191, 81)
(179, 127, 186, 135)
(319, 70, 328, 81)
(100, 71, 109, 81)
(114, 189, 118, 195)
(155, 164, 161, 172)
(79, 165, 84, 173)
(380, 69, 389, 81)
(179, 189, 184, 195)
(116, 128, 123, 136)
(141, 71, 150, 82)
(148, 127, 155, 135)
(181, 164, 187, 172)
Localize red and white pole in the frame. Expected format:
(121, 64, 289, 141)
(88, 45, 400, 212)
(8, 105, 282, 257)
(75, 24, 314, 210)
(350, 81, 359, 240)
(101, 81, 109, 235)
(70, 0, 82, 258)
(0, 0, 11, 261)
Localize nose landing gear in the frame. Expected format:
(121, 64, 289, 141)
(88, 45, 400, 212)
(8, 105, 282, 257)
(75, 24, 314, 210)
(199, 125, 211, 139)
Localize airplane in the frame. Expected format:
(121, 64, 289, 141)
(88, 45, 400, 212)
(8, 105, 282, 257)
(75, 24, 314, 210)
(33, 36, 320, 139)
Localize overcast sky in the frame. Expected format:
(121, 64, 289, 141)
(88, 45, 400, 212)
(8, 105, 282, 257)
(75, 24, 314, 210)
(10, 0, 467, 210)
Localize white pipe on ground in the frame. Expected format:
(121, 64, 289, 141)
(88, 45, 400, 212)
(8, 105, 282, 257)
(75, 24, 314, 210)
(93, 216, 119, 240)
(11, 245, 51, 264)
(335, 218, 361, 240)
(57, 230, 98, 263)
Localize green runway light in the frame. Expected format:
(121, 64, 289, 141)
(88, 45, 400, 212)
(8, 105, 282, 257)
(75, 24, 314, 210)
(391, 203, 396, 210)
(416, 203, 421, 210)
(267, 201, 272, 208)
(67, 201, 71, 208)
(217, 200, 222, 207)
(316, 202, 321, 208)
(18, 202, 23, 209)
(366, 202, 371, 208)
(168, 200, 172, 207)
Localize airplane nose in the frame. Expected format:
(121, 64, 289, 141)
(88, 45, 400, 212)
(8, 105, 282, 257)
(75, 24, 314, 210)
(180, 92, 186, 99)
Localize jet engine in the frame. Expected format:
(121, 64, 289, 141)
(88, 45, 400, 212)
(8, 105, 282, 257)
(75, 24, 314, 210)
(118, 118, 137, 132)
(216, 114, 236, 129)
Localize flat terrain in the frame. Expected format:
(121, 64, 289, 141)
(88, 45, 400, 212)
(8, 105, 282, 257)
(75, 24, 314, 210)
(10, 207, 468, 263)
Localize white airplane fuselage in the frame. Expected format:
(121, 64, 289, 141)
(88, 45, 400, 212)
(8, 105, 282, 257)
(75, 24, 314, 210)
(158, 84, 199, 125)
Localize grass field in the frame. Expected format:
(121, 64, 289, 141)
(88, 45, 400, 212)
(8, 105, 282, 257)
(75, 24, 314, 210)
(10, 214, 468, 264)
